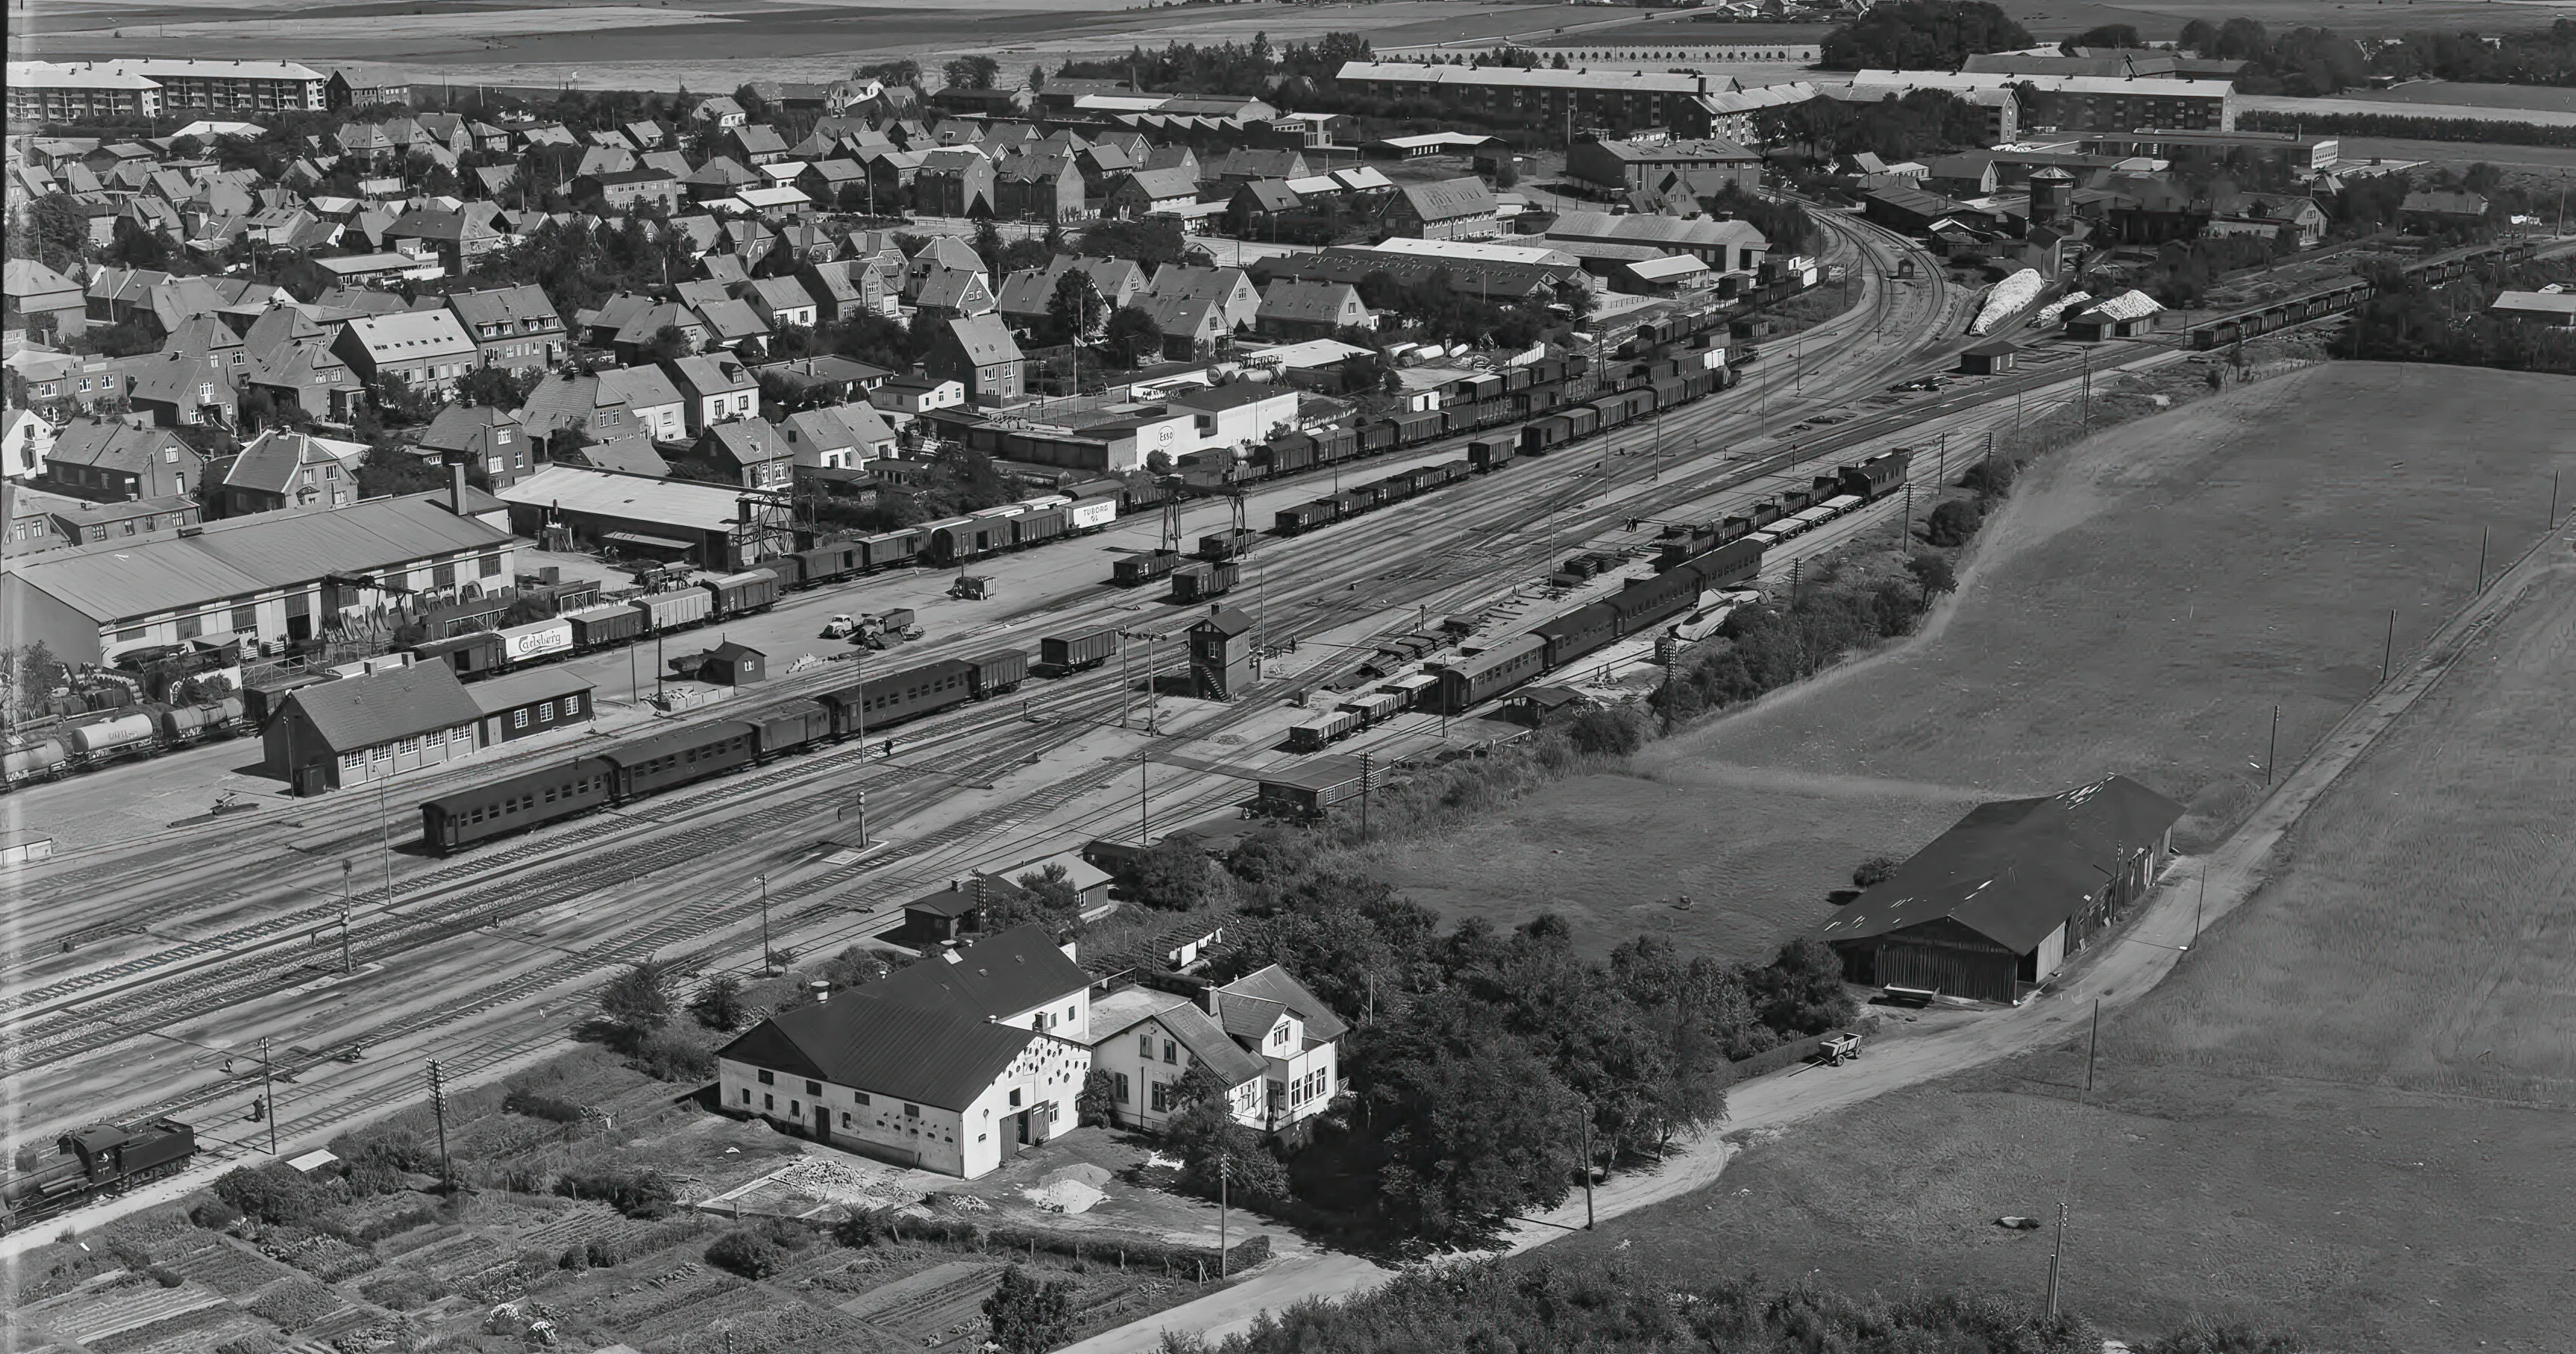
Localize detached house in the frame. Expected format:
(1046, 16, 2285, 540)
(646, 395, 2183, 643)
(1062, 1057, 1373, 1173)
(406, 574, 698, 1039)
(1382, 177, 1500, 242)
(444, 284, 567, 376)
(39, 418, 207, 503)
(1257, 280, 1373, 340)
(1103, 168, 1200, 221)
(780, 403, 897, 469)
(418, 404, 535, 489)
(687, 418, 795, 491)
(1082, 964, 1344, 1140)
(664, 353, 760, 433)
(212, 428, 357, 518)
(384, 206, 506, 271)
(714, 924, 1094, 1176)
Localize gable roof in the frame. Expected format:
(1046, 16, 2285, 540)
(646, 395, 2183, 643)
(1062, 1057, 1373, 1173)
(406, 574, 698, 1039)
(716, 992, 1041, 1112)
(940, 314, 1022, 366)
(1395, 177, 1496, 223)
(1146, 998, 1269, 1086)
(865, 923, 1090, 1021)
(342, 309, 476, 360)
(221, 429, 347, 495)
(1818, 776, 2186, 954)
(444, 283, 563, 331)
(1216, 963, 1348, 1041)
(280, 660, 483, 749)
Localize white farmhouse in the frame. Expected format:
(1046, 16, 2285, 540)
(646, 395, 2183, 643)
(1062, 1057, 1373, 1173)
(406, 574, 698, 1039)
(1082, 964, 1345, 1141)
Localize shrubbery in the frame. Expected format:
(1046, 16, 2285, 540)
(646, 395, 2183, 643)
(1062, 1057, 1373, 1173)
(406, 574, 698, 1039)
(553, 1167, 676, 1219)
(704, 1222, 804, 1278)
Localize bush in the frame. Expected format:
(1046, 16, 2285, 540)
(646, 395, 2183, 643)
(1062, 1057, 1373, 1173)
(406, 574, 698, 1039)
(212, 1165, 325, 1227)
(1922, 498, 1983, 548)
(1851, 854, 1902, 888)
(554, 1167, 677, 1219)
(688, 975, 748, 1031)
(215, 1337, 275, 1354)
(628, 1026, 717, 1083)
(504, 1087, 587, 1123)
(704, 1222, 802, 1278)
(1563, 706, 1646, 757)
(984, 1264, 1077, 1354)
(189, 1197, 244, 1230)
(1959, 457, 2017, 499)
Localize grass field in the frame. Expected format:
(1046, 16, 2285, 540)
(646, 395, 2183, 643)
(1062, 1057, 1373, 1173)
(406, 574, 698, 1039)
(1998, 0, 2576, 39)
(1535, 556, 2576, 1352)
(2339, 136, 2576, 180)
(2341, 80, 2576, 114)
(1379, 362, 2576, 963)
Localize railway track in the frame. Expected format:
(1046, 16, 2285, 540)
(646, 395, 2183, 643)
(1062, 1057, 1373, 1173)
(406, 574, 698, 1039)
(4, 212, 1975, 1154)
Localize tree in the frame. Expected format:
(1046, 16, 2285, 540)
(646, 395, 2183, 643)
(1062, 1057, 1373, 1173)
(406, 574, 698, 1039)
(981, 1265, 1075, 1354)
(1740, 939, 1855, 1037)
(1163, 1065, 1291, 1202)
(943, 54, 1002, 92)
(1922, 498, 1983, 547)
(857, 59, 919, 86)
(1077, 1068, 1122, 1127)
(688, 975, 747, 1031)
(1128, 835, 1219, 911)
(1103, 304, 1162, 368)
(1046, 267, 1105, 343)
(355, 447, 450, 499)
(21, 195, 90, 271)
(1818, 1, 2033, 71)
(599, 958, 674, 1035)
(2066, 23, 2142, 50)
(1851, 854, 1903, 888)
(108, 218, 169, 269)
(1079, 216, 1188, 270)
(1907, 552, 1958, 600)
(650, 324, 693, 361)
(453, 365, 535, 410)
(1348, 1003, 1586, 1242)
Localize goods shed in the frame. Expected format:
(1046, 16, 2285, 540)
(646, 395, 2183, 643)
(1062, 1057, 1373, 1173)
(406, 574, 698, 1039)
(468, 667, 597, 746)
(1819, 776, 2184, 1003)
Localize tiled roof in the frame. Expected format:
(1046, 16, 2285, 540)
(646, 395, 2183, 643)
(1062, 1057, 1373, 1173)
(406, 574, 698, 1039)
(716, 992, 1040, 1112)
(280, 662, 483, 751)
(1216, 963, 1348, 1040)
(865, 923, 1090, 1022)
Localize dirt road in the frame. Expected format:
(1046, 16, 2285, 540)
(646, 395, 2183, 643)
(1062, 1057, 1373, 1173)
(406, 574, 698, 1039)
(1061, 461, 2576, 1354)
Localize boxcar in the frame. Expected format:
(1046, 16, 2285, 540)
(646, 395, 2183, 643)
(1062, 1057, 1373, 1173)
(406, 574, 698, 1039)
(756, 701, 832, 760)
(493, 618, 572, 666)
(859, 528, 926, 571)
(1530, 603, 1620, 671)
(1426, 634, 1548, 714)
(925, 516, 1005, 566)
(413, 630, 506, 679)
(795, 544, 862, 588)
(600, 720, 759, 801)
(1011, 507, 1068, 547)
(1361, 421, 1401, 453)
(632, 588, 712, 632)
(1198, 528, 1260, 561)
(420, 755, 615, 852)
(1469, 440, 1513, 472)
(968, 649, 1029, 698)
(1041, 627, 1120, 670)
(1520, 416, 1571, 457)
(1275, 500, 1336, 534)
(1067, 497, 1119, 533)
(565, 603, 645, 651)
(1313, 426, 1362, 464)
(1171, 561, 1238, 604)
(1838, 450, 1910, 501)
(816, 659, 976, 741)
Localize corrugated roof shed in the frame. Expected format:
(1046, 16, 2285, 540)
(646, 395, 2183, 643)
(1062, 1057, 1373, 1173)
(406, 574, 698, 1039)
(7, 493, 510, 625)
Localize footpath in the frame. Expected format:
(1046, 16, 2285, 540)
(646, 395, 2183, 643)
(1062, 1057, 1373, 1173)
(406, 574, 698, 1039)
(1061, 510, 2576, 1352)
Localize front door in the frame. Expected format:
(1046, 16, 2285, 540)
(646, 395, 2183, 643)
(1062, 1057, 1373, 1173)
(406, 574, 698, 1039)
(1015, 1110, 1030, 1146)
(813, 1103, 831, 1143)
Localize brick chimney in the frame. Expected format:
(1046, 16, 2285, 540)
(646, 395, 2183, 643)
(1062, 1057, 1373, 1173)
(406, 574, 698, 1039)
(450, 459, 469, 514)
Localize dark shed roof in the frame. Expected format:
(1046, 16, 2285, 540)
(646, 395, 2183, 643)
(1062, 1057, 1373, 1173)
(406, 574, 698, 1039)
(866, 922, 1090, 1020)
(716, 992, 1038, 1111)
(1819, 776, 2185, 954)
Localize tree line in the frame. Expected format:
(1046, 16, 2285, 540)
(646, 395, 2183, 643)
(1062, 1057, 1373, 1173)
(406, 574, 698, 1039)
(2333, 255, 2576, 373)
(2241, 107, 2576, 148)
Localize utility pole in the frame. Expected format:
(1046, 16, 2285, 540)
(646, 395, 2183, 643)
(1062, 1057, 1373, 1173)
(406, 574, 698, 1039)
(259, 1036, 278, 1155)
(428, 1060, 452, 1186)
(2266, 704, 2279, 785)
(2477, 526, 2489, 592)
(2084, 998, 2101, 1095)
(2381, 610, 2395, 686)
(377, 775, 394, 903)
(1358, 751, 1373, 842)
(2194, 867, 2207, 948)
(1579, 1109, 1595, 1229)
(2044, 1199, 2068, 1319)
(2079, 346, 2091, 430)
(758, 873, 773, 973)
(1137, 748, 1150, 845)
(340, 860, 354, 974)
(1218, 1155, 1230, 1277)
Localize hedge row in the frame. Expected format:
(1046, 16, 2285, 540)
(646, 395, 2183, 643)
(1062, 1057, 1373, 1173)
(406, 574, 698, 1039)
(836, 1206, 1271, 1274)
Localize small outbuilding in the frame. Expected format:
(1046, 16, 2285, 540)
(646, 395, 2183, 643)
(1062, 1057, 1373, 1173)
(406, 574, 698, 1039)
(1189, 604, 1254, 701)
(1959, 339, 2019, 375)
(466, 667, 596, 746)
(263, 662, 485, 795)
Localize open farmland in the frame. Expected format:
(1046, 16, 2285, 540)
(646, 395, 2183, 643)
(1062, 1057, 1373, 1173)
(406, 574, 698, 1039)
(2336, 80, 2576, 114)
(2338, 137, 2576, 180)
(1996, 0, 2576, 39)
(1379, 363, 2576, 962)
(1533, 551, 2576, 1352)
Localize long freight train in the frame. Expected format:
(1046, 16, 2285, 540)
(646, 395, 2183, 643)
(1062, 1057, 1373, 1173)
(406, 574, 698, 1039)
(1, 1119, 198, 1235)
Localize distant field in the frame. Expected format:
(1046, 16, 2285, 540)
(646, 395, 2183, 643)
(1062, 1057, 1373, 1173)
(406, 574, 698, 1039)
(2340, 136, 2576, 179)
(1537, 558, 2576, 1351)
(2242, 92, 2576, 127)
(1380, 363, 2576, 963)
(2000, 0, 2576, 39)
(2341, 80, 2576, 113)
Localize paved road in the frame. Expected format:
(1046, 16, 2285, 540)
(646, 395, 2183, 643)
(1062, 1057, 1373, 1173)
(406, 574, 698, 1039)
(1057, 414, 2576, 1354)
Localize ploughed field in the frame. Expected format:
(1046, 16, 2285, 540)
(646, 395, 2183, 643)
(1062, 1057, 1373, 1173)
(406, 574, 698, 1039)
(1536, 551, 2576, 1352)
(1380, 362, 2576, 962)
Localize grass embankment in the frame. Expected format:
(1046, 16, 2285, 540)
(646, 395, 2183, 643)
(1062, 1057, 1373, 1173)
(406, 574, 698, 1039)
(1541, 561, 2576, 1352)
(1384, 362, 2576, 964)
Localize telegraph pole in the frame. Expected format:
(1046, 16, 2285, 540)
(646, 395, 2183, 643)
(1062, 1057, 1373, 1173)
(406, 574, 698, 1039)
(2266, 704, 2279, 785)
(2477, 526, 2490, 592)
(1217, 1155, 1230, 1278)
(2084, 998, 2101, 1095)
(758, 873, 773, 973)
(339, 860, 354, 974)
(1358, 751, 1373, 842)
(1579, 1109, 1595, 1229)
(428, 1060, 453, 1186)
(1137, 748, 1150, 845)
(259, 1036, 278, 1155)
(2380, 610, 2395, 686)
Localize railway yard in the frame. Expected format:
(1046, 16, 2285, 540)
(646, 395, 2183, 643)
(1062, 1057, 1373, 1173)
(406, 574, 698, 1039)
(0, 209, 2174, 1224)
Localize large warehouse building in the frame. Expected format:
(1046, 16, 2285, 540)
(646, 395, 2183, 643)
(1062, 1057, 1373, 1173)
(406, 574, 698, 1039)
(0, 491, 516, 663)
(1819, 776, 2185, 1003)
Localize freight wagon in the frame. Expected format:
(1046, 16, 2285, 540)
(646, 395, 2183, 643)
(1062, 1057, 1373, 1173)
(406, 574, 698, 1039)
(496, 618, 573, 665)
(631, 588, 714, 632)
(1171, 561, 1240, 603)
(1040, 627, 1121, 671)
(1114, 550, 1184, 586)
(967, 650, 1028, 697)
(566, 602, 646, 651)
(413, 630, 506, 678)
(1285, 707, 1363, 752)
(1337, 689, 1406, 726)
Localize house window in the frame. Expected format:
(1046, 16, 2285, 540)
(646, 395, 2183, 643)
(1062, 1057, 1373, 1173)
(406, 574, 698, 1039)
(757, 1069, 774, 1085)
(855, 1091, 870, 1105)
(340, 751, 366, 771)
(481, 555, 502, 577)
(805, 1080, 821, 1095)
(763, 1094, 773, 1110)
(537, 700, 554, 722)
(741, 1089, 751, 1104)
(1138, 1034, 1154, 1059)
(396, 737, 419, 757)
(513, 709, 529, 729)
(1009, 1089, 1021, 1108)
(1114, 1073, 1129, 1103)
(1162, 1039, 1176, 1064)
(902, 1103, 919, 1117)
(1150, 1082, 1169, 1113)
